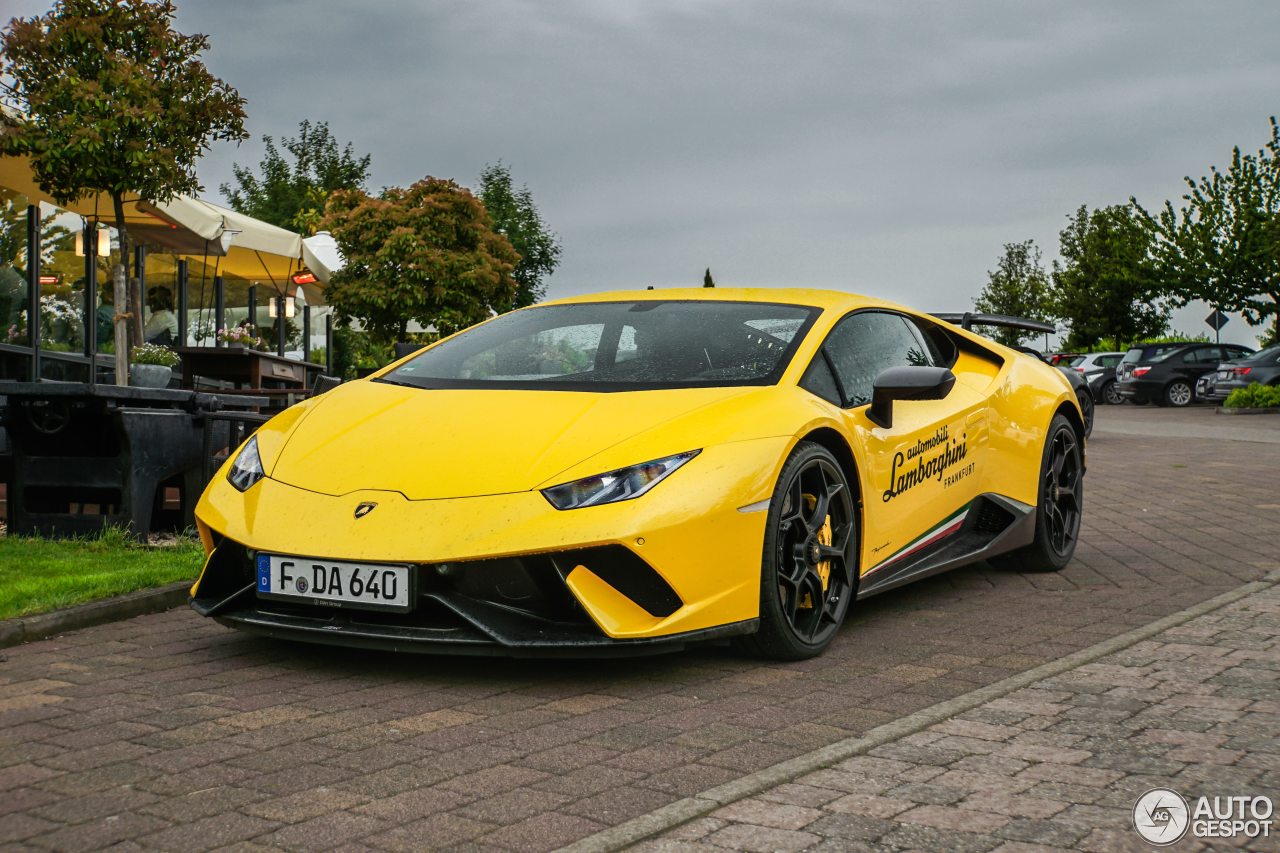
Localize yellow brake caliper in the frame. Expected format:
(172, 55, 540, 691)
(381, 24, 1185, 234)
(798, 495, 834, 609)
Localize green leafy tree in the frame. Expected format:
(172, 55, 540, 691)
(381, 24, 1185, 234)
(1051, 205, 1170, 351)
(320, 177, 519, 344)
(477, 162, 560, 308)
(973, 240, 1052, 346)
(1135, 116, 1280, 342)
(1, 0, 247, 380)
(222, 120, 371, 234)
(703, 268, 715, 288)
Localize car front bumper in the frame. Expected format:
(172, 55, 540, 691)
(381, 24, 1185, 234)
(191, 437, 788, 654)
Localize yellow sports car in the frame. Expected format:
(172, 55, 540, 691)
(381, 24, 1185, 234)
(191, 289, 1085, 659)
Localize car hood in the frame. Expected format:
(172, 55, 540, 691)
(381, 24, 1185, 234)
(267, 379, 755, 500)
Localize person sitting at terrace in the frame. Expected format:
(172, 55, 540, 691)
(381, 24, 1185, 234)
(144, 286, 178, 345)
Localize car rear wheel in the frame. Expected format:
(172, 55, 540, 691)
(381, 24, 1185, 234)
(990, 414, 1082, 573)
(1165, 380, 1193, 407)
(1076, 388, 1094, 438)
(1101, 380, 1122, 406)
(740, 442, 858, 660)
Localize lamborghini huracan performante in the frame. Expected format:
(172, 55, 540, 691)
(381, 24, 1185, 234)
(191, 289, 1086, 660)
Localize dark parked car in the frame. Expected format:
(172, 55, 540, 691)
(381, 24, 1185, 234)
(1201, 344, 1280, 403)
(1116, 342, 1255, 407)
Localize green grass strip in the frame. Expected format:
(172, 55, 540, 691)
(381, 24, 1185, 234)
(0, 528, 204, 620)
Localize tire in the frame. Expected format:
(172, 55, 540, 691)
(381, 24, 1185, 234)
(1076, 388, 1094, 438)
(1164, 380, 1193, 407)
(739, 442, 858, 660)
(1101, 380, 1122, 406)
(989, 414, 1083, 573)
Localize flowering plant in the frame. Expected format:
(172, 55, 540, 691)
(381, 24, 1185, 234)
(130, 342, 180, 368)
(217, 323, 263, 348)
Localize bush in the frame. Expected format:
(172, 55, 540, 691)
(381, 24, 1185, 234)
(130, 342, 180, 367)
(1224, 382, 1280, 409)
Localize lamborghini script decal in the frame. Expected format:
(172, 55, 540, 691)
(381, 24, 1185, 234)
(882, 425, 969, 502)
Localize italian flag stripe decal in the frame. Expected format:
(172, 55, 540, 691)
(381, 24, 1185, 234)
(865, 502, 971, 576)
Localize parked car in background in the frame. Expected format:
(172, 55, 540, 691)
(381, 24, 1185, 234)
(1116, 343, 1255, 407)
(1046, 352, 1083, 366)
(1200, 344, 1280, 403)
(1068, 352, 1124, 405)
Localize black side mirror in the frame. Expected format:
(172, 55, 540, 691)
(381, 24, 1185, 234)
(867, 366, 956, 429)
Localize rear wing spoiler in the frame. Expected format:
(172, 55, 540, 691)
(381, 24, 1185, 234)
(930, 312, 1055, 335)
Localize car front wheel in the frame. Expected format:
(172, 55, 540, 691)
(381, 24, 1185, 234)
(1165, 380, 1193, 407)
(741, 441, 858, 660)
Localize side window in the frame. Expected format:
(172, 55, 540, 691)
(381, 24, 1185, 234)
(1181, 347, 1216, 364)
(823, 312, 933, 407)
(1100, 355, 1121, 368)
(799, 356, 841, 405)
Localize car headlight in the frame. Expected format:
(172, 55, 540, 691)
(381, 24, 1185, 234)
(227, 436, 265, 492)
(541, 450, 700, 510)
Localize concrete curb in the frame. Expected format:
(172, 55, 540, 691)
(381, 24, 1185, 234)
(1216, 406, 1280, 415)
(0, 581, 191, 649)
(559, 573, 1280, 853)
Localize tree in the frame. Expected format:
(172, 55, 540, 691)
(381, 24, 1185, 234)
(1050, 205, 1170, 351)
(222, 120, 371, 234)
(320, 177, 519, 344)
(703, 268, 715, 288)
(1135, 116, 1280, 342)
(1, 0, 247, 382)
(476, 163, 560, 308)
(973, 240, 1052, 346)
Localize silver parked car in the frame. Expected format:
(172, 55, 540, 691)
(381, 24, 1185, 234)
(1200, 344, 1280, 403)
(1067, 352, 1125, 405)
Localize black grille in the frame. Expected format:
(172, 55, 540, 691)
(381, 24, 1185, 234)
(971, 500, 1015, 535)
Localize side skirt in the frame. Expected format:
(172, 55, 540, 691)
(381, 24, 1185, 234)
(856, 494, 1036, 599)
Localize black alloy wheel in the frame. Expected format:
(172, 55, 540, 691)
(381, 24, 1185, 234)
(1040, 425, 1084, 558)
(741, 442, 858, 660)
(1165, 380, 1194, 407)
(1076, 388, 1095, 438)
(1102, 380, 1123, 406)
(990, 414, 1083, 573)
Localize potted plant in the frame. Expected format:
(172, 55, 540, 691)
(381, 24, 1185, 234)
(129, 342, 180, 388)
(217, 323, 263, 350)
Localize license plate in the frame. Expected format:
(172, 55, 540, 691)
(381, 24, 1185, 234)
(1218, 370, 1232, 379)
(256, 554, 413, 612)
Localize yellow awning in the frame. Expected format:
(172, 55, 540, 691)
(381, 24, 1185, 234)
(2, 153, 317, 299)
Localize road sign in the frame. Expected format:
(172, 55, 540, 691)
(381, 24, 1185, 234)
(1205, 310, 1230, 331)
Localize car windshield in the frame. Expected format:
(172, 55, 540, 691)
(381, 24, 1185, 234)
(380, 300, 820, 391)
(1120, 348, 1144, 365)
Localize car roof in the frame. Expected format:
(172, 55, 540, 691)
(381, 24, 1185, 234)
(538, 287, 889, 312)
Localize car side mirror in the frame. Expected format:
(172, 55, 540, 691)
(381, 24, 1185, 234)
(867, 366, 956, 429)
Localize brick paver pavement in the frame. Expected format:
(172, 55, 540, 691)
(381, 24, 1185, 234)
(648, 576, 1280, 852)
(1, 408, 1278, 851)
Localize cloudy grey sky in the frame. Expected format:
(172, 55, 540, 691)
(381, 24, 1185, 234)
(12, 0, 1280, 344)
